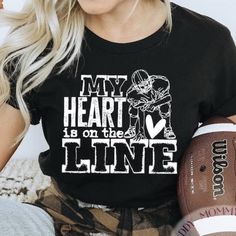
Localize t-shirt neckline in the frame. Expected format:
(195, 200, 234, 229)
(83, 3, 177, 54)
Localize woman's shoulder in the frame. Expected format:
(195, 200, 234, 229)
(171, 2, 231, 41)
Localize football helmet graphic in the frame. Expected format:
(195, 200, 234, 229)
(125, 69, 176, 140)
(131, 69, 154, 94)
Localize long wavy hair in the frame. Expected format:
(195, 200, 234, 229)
(0, 0, 172, 147)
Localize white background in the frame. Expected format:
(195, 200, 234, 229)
(1, 0, 235, 159)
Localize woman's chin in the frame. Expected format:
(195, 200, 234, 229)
(77, 0, 125, 15)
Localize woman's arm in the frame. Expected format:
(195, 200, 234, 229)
(0, 103, 25, 171)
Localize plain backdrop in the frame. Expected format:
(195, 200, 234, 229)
(0, 0, 235, 159)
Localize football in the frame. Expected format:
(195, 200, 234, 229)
(178, 116, 236, 216)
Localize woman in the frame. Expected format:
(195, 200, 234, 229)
(0, 0, 236, 235)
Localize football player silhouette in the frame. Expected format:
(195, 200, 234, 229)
(124, 69, 176, 140)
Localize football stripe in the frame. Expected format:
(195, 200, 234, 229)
(193, 123, 236, 138)
(193, 215, 236, 235)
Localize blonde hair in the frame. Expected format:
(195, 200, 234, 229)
(0, 0, 172, 147)
(164, 0, 173, 30)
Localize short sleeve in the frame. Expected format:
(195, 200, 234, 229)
(199, 29, 236, 122)
(5, 59, 41, 125)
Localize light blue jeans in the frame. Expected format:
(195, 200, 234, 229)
(0, 198, 55, 236)
(0, 198, 108, 236)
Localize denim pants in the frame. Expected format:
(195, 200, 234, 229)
(0, 198, 55, 236)
(0, 178, 182, 236)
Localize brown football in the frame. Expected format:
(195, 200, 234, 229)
(178, 116, 236, 216)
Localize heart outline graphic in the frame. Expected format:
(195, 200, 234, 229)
(146, 115, 166, 139)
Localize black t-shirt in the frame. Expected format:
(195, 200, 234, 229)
(6, 3, 236, 208)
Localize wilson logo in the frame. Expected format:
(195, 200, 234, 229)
(212, 139, 228, 198)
